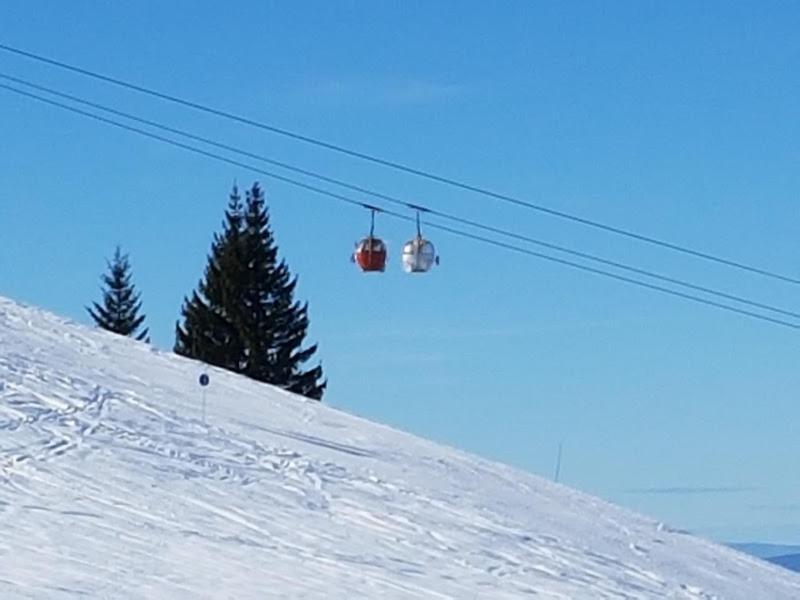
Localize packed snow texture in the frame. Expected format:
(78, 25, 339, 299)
(0, 296, 798, 599)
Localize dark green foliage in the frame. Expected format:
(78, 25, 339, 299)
(175, 186, 246, 370)
(87, 247, 149, 342)
(176, 183, 325, 400)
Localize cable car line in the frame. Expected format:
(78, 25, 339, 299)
(2, 73, 797, 320)
(425, 222, 800, 331)
(1, 41, 797, 286)
(1, 82, 798, 331)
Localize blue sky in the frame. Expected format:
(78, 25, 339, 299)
(1, 1, 799, 543)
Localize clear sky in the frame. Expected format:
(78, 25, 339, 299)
(1, 1, 798, 544)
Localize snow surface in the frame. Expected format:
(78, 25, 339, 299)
(1, 296, 798, 599)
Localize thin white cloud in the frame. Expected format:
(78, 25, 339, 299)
(327, 317, 628, 343)
(288, 77, 465, 106)
(624, 486, 758, 495)
(747, 503, 800, 512)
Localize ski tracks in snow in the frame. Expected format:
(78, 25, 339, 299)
(0, 351, 666, 598)
(1, 297, 799, 599)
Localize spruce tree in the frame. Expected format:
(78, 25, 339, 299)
(87, 246, 149, 341)
(176, 183, 325, 400)
(175, 185, 246, 370)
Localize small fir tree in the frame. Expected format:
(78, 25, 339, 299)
(87, 246, 149, 341)
(175, 183, 325, 400)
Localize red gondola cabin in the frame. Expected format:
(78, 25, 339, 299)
(353, 237, 387, 272)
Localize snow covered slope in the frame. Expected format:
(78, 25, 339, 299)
(1, 297, 798, 599)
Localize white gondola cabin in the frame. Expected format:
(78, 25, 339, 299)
(401, 211, 438, 273)
(402, 236, 437, 272)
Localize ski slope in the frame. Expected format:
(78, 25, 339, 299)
(0, 296, 797, 599)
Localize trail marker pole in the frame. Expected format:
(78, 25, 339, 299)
(554, 441, 563, 483)
(199, 373, 210, 424)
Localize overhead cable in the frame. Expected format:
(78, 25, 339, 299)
(1, 42, 797, 285)
(1, 72, 797, 321)
(1, 81, 798, 331)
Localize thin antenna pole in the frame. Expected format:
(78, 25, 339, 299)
(554, 442, 563, 483)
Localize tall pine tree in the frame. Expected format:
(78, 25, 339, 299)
(176, 183, 325, 400)
(87, 246, 149, 341)
(175, 185, 246, 370)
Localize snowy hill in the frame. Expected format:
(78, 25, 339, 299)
(1, 297, 798, 599)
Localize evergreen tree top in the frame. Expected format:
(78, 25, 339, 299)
(88, 246, 149, 342)
(176, 182, 325, 400)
